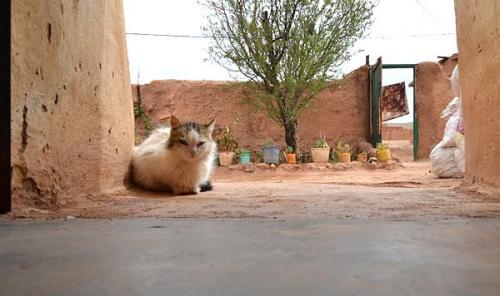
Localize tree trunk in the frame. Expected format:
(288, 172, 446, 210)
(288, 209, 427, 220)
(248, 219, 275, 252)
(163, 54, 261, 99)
(284, 119, 300, 156)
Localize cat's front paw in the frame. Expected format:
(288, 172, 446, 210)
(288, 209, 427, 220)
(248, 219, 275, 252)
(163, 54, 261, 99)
(173, 186, 200, 195)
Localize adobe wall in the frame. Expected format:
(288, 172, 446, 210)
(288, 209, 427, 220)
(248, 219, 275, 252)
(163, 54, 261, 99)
(11, 0, 134, 209)
(455, 0, 500, 189)
(382, 125, 413, 142)
(133, 66, 371, 151)
(415, 62, 455, 159)
(439, 54, 459, 77)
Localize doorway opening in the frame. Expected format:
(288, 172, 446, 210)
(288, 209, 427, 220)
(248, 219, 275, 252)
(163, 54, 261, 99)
(370, 57, 417, 161)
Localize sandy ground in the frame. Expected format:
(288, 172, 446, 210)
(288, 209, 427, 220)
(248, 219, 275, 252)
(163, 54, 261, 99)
(9, 162, 500, 220)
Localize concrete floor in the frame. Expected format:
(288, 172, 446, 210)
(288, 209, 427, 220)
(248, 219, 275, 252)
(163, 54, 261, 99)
(1, 218, 500, 295)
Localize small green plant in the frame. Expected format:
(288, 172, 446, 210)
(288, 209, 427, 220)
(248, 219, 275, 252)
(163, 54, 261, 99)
(376, 143, 389, 151)
(334, 141, 352, 154)
(287, 146, 294, 153)
(262, 139, 277, 149)
(252, 150, 264, 163)
(238, 148, 251, 155)
(134, 102, 152, 135)
(216, 128, 239, 152)
(300, 151, 313, 163)
(330, 151, 338, 163)
(313, 138, 329, 148)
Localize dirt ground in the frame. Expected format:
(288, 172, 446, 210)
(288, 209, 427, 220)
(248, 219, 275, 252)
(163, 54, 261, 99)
(10, 162, 500, 220)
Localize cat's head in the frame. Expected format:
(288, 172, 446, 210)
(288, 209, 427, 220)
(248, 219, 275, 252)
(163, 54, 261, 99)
(168, 115, 216, 161)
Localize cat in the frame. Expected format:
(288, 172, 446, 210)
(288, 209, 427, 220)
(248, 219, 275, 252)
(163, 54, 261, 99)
(132, 115, 217, 194)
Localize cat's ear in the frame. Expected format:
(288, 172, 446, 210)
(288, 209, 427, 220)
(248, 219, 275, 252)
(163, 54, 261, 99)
(170, 115, 181, 130)
(206, 118, 216, 135)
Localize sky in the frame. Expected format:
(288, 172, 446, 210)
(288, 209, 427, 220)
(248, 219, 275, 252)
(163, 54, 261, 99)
(124, 0, 458, 123)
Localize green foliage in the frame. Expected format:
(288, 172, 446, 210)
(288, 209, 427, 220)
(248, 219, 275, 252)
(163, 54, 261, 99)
(238, 148, 252, 154)
(334, 141, 352, 154)
(313, 139, 328, 148)
(287, 146, 294, 153)
(134, 102, 152, 135)
(376, 142, 389, 151)
(252, 150, 264, 163)
(299, 151, 313, 163)
(203, 0, 375, 150)
(313, 135, 329, 148)
(330, 150, 338, 163)
(217, 128, 239, 152)
(262, 138, 277, 149)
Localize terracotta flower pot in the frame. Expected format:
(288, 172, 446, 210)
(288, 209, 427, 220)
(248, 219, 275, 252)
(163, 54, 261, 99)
(286, 153, 296, 164)
(219, 152, 234, 166)
(376, 149, 391, 162)
(338, 152, 351, 163)
(311, 147, 330, 163)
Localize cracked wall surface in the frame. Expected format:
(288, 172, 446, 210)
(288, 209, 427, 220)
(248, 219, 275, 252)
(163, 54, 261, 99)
(455, 0, 500, 190)
(11, 0, 134, 209)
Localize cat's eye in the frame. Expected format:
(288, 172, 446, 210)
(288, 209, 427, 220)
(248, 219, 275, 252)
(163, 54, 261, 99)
(197, 142, 205, 147)
(178, 139, 188, 145)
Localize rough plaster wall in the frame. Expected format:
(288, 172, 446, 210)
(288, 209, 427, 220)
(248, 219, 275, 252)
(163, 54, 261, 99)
(134, 66, 370, 151)
(382, 126, 413, 142)
(415, 62, 454, 159)
(455, 0, 500, 189)
(11, 0, 134, 209)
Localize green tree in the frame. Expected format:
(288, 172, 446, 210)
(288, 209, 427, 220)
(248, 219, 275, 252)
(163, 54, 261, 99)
(203, 0, 374, 153)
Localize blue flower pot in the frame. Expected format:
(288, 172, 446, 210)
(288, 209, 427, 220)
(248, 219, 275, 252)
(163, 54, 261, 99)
(262, 147, 280, 164)
(239, 152, 251, 164)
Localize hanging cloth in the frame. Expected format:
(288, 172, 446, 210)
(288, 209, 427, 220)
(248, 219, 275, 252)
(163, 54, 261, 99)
(381, 82, 409, 121)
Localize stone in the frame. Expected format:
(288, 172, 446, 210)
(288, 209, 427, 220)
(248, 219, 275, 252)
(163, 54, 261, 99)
(255, 163, 270, 170)
(242, 163, 256, 172)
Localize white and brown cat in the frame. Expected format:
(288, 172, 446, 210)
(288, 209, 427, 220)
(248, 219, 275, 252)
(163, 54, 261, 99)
(132, 116, 217, 194)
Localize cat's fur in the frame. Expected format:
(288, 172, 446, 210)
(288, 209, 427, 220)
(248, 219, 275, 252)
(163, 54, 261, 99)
(132, 116, 217, 194)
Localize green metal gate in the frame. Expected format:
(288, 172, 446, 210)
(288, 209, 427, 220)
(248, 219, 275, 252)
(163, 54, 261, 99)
(370, 57, 382, 146)
(370, 57, 419, 160)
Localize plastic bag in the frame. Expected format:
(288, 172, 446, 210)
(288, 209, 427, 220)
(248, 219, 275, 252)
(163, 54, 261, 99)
(450, 66, 460, 98)
(430, 65, 464, 178)
(430, 142, 461, 178)
(454, 132, 465, 176)
(441, 97, 461, 119)
(441, 110, 462, 148)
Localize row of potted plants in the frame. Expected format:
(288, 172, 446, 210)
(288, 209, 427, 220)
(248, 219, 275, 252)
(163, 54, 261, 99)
(309, 139, 391, 163)
(216, 128, 391, 166)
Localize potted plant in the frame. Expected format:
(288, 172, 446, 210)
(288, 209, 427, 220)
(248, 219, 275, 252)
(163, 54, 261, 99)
(334, 141, 352, 163)
(285, 146, 296, 164)
(262, 139, 280, 164)
(376, 143, 391, 162)
(238, 148, 251, 164)
(252, 150, 264, 163)
(311, 136, 330, 163)
(216, 128, 238, 166)
(357, 151, 368, 162)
